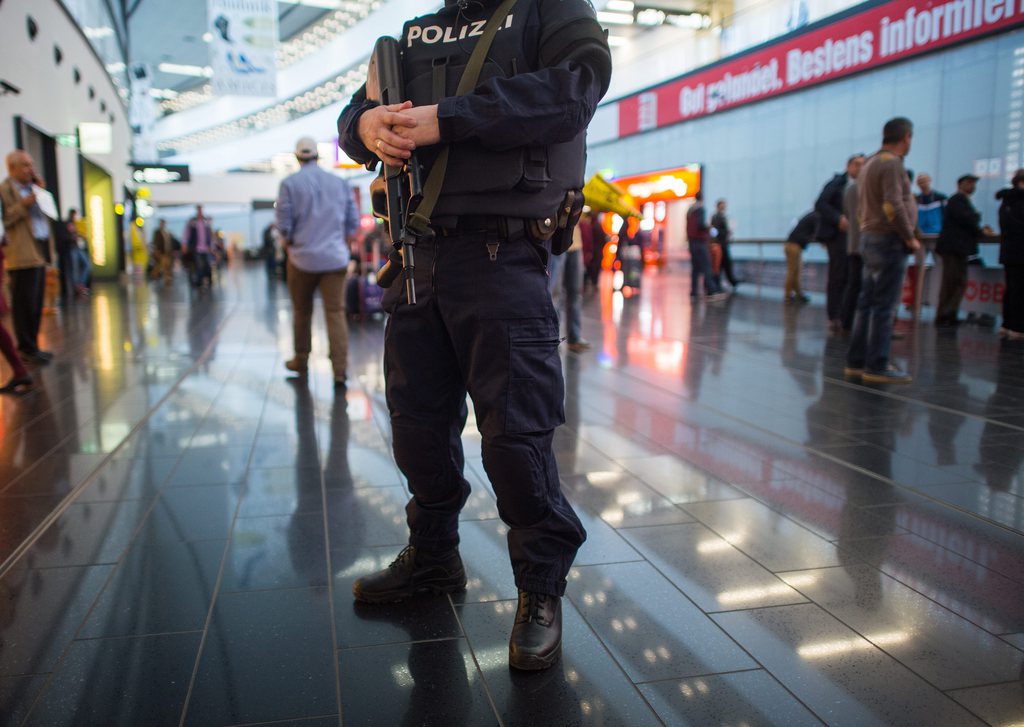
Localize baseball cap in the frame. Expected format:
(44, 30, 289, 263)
(958, 173, 979, 184)
(295, 137, 318, 161)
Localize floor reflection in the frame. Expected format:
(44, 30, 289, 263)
(0, 262, 1021, 725)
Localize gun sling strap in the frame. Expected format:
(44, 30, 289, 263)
(404, 0, 519, 239)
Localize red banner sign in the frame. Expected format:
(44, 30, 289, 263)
(618, 0, 1024, 137)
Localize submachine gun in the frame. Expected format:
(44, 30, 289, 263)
(365, 36, 424, 305)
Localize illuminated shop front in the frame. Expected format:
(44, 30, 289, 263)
(80, 158, 118, 281)
(608, 164, 702, 266)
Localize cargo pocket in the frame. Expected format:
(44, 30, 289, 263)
(506, 320, 564, 434)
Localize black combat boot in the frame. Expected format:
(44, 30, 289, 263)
(508, 589, 562, 671)
(352, 545, 466, 603)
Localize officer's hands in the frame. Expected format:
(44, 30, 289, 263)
(392, 105, 440, 148)
(358, 101, 417, 167)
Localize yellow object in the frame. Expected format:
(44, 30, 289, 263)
(583, 174, 641, 218)
(130, 224, 148, 268)
(135, 187, 151, 200)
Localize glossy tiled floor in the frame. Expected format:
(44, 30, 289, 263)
(1, 262, 1022, 726)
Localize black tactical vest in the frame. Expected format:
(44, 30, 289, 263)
(400, 0, 587, 219)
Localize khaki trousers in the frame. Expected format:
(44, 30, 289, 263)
(287, 260, 348, 378)
(784, 242, 804, 298)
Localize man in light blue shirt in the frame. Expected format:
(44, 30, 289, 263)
(275, 137, 360, 391)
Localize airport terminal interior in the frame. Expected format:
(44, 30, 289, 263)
(2, 0, 1024, 724)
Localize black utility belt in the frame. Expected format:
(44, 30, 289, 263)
(430, 216, 527, 239)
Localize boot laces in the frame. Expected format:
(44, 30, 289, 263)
(388, 545, 416, 570)
(519, 591, 551, 624)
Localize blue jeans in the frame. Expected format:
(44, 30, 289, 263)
(847, 233, 907, 372)
(690, 242, 720, 296)
(547, 249, 583, 343)
(192, 251, 212, 286)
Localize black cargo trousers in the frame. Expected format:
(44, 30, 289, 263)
(382, 226, 586, 597)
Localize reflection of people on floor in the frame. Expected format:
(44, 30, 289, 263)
(349, 601, 474, 726)
(780, 306, 819, 396)
(975, 347, 1024, 491)
(187, 295, 218, 366)
(927, 338, 966, 466)
(682, 296, 728, 398)
(837, 496, 896, 609)
(288, 379, 343, 584)
(804, 381, 853, 450)
(613, 294, 640, 370)
(553, 353, 581, 478)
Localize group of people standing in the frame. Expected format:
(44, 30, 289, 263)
(786, 116, 1024, 385)
(147, 206, 228, 289)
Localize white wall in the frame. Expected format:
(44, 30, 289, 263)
(144, 173, 281, 206)
(0, 0, 131, 212)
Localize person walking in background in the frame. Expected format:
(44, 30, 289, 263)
(584, 211, 606, 290)
(0, 235, 33, 393)
(548, 221, 590, 353)
(845, 117, 920, 384)
(56, 209, 80, 304)
(915, 172, 946, 237)
(784, 211, 817, 303)
(71, 230, 91, 295)
(150, 218, 175, 284)
(687, 192, 724, 300)
(815, 154, 866, 333)
(275, 136, 358, 392)
(996, 169, 1024, 340)
(711, 198, 741, 290)
(262, 222, 280, 279)
(0, 151, 55, 364)
(839, 171, 862, 332)
(935, 174, 992, 327)
(184, 205, 214, 289)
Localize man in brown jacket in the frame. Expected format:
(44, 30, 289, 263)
(1, 151, 55, 363)
(844, 118, 921, 384)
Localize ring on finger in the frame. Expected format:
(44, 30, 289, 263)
(375, 139, 382, 150)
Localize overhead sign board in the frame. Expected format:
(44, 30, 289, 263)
(78, 122, 113, 155)
(130, 164, 191, 184)
(208, 0, 278, 97)
(618, 0, 1024, 138)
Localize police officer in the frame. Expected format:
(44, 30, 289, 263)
(338, 0, 611, 671)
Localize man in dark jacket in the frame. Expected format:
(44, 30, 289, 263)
(687, 192, 723, 299)
(815, 154, 865, 332)
(936, 174, 992, 326)
(996, 169, 1024, 338)
(337, 0, 611, 671)
(711, 198, 740, 290)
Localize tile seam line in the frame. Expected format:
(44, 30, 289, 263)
(448, 599, 506, 727)
(0, 303, 240, 580)
(310, 385, 344, 727)
(567, 592, 672, 727)
(590, 361, 1024, 540)
(177, 341, 273, 727)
